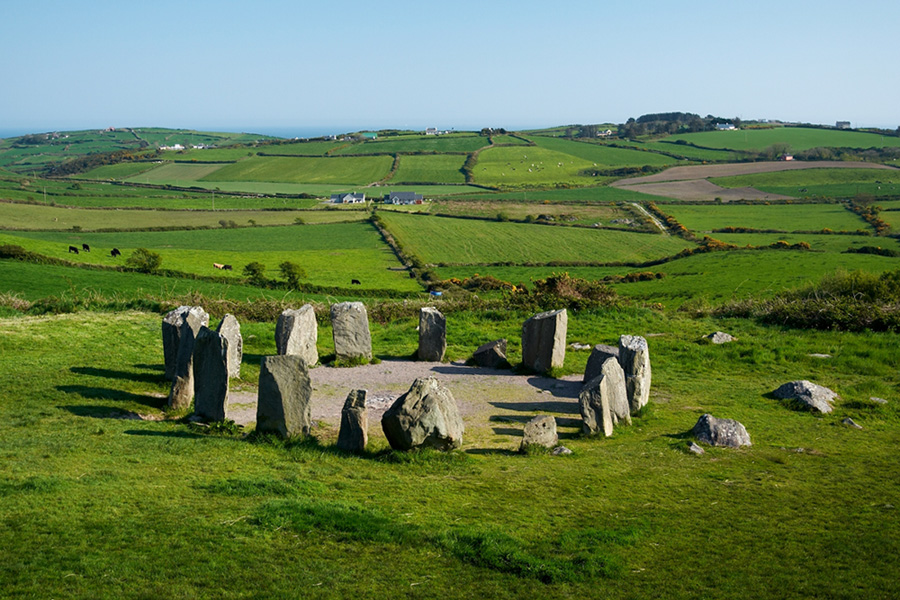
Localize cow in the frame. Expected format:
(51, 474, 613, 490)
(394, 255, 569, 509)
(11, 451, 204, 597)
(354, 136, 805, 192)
(68, 246, 79, 254)
(351, 279, 361, 285)
(110, 248, 121, 257)
(222, 264, 233, 271)
(214, 263, 225, 269)
(82, 243, 90, 252)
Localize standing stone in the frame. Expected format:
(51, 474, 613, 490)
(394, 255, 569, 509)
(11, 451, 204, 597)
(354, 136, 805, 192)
(331, 302, 372, 362)
(216, 314, 243, 379)
(167, 322, 200, 411)
(521, 309, 567, 373)
(691, 414, 751, 448)
(580, 357, 630, 436)
(772, 380, 838, 413)
(381, 377, 464, 451)
(519, 415, 558, 452)
(417, 307, 446, 362)
(256, 355, 312, 439)
(193, 327, 231, 421)
(471, 339, 508, 369)
(619, 335, 651, 414)
(583, 344, 620, 383)
(162, 305, 209, 380)
(336, 389, 368, 452)
(275, 305, 318, 366)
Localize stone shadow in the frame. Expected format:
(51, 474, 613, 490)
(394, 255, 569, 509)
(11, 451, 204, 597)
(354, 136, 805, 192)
(123, 430, 204, 439)
(56, 385, 166, 410)
(489, 400, 579, 415)
(59, 405, 155, 420)
(134, 363, 165, 372)
(430, 364, 518, 377)
(525, 376, 581, 399)
(70, 366, 166, 385)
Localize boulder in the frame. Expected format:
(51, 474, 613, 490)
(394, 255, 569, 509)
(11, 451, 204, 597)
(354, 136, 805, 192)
(519, 415, 558, 451)
(580, 358, 630, 436)
(381, 377, 464, 451)
(687, 441, 705, 455)
(706, 331, 735, 344)
(619, 335, 651, 414)
(583, 344, 620, 383)
(773, 380, 838, 413)
(167, 322, 200, 411)
(471, 339, 508, 369)
(162, 305, 209, 380)
(417, 307, 446, 362)
(842, 417, 863, 429)
(521, 309, 567, 373)
(193, 327, 231, 421)
(551, 446, 573, 456)
(275, 305, 318, 366)
(256, 355, 312, 439)
(331, 302, 372, 362)
(337, 389, 368, 453)
(216, 314, 243, 379)
(692, 414, 751, 448)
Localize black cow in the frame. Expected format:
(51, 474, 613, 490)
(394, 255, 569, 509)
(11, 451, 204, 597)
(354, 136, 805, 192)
(223, 264, 233, 271)
(351, 279, 361, 285)
(110, 248, 121, 258)
(82, 243, 90, 252)
(68, 246, 79, 254)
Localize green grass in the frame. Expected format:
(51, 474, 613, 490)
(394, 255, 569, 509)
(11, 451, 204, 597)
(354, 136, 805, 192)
(445, 186, 656, 203)
(378, 212, 692, 265)
(531, 136, 678, 167)
(658, 202, 872, 232)
(258, 141, 347, 156)
(710, 233, 900, 253)
(491, 135, 530, 146)
(636, 140, 740, 162)
(77, 162, 161, 180)
(391, 154, 467, 184)
(711, 167, 900, 199)
(666, 126, 900, 152)
(425, 199, 644, 228)
(473, 146, 605, 188)
(200, 156, 394, 185)
(331, 135, 488, 155)
(124, 162, 226, 182)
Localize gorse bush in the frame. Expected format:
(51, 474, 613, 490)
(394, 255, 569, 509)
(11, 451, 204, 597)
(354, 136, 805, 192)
(124, 248, 162, 273)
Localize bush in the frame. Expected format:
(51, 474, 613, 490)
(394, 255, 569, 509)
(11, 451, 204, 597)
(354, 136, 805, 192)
(243, 262, 267, 285)
(125, 248, 162, 273)
(278, 261, 307, 289)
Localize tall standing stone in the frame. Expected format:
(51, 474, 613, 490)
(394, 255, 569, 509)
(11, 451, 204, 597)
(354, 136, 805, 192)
(580, 357, 630, 436)
(417, 307, 446, 362)
(619, 335, 651, 414)
(275, 305, 318, 366)
(381, 377, 464, 451)
(162, 305, 209, 381)
(167, 323, 199, 411)
(582, 344, 620, 383)
(331, 302, 372, 362)
(256, 355, 312, 439)
(193, 326, 231, 421)
(216, 314, 243, 379)
(336, 389, 368, 453)
(521, 309, 567, 373)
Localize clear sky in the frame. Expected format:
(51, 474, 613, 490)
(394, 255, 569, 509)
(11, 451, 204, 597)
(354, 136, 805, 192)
(2, 0, 898, 136)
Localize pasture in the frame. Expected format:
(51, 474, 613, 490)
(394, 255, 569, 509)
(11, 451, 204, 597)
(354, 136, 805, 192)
(657, 203, 871, 232)
(472, 146, 601, 188)
(711, 167, 900, 198)
(332, 135, 488, 155)
(124, 162, 227, 184)
(76, 161, 161, 180)
(391, 154, 467, 184)
(257, 140, 347, 156)
(424, 200, 645, 228)
(710, 232, 900, 254)
(531, 136, 678, 168)
(665, 126, 900, 152)
(201, 156, 394, 185)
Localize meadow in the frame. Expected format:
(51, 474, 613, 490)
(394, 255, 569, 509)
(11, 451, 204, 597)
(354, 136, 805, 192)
(710, 167, 900, 198)
(657, 202, 871, 232)
(422, 200, 644, 228)
(472, 146, 603, 187)
(666, 126, 900, 152)
(531, 136, 678, 168)
(331, 135, 488, 155)
(201, 156, 394, 185)
(391, 154, 468, 184)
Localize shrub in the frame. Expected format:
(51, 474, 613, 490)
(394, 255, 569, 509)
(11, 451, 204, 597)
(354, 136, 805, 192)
(125, 248, 162, 273)
(243, 262, 267, 285)
(278, 261, 307, 289)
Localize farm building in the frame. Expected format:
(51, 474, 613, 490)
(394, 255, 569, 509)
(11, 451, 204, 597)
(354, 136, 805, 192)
(331, 192, 366, 204)
(716, 123, 737, 131)
(361, 132, 378, 139)
(836, 121, 852, 129)
(383, 191, 424, 205)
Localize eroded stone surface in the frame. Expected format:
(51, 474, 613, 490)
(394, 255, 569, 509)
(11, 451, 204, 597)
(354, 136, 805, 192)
(275, 305, 318, 366)
(337, 389, 368, 453)
(471, 339, 508, 369)
(583, 344, 620, 384)
(619, 335, 651, 414)
(521, 309, 567, 373)
(417, 307, 446, 362)
(162, 305, 209, 381)
(381, 377, 464, 451)
(706, 331, 735, 344)
(773, 380, 838, 413)
(193, 327, 231, 421)
(331, 302, 372, 362)
(579, 357, 629, 436)
(256, 355, 312, 439)
(216, 314, 243, 379)
(692, 414, 751, 448)
(520, 415, 558, 451)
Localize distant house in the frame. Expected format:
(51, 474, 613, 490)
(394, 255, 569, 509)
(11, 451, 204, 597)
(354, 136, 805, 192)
(384, 191, 424, 205)
(716, 123, 737, 131)
(331, 192, 366, 204)
(778, 154, 794, 161)
(361, 132, 378, 140)
(836, 121, 851, 129)
(425, 128, 438, 135)
(597, 129, 613, 137)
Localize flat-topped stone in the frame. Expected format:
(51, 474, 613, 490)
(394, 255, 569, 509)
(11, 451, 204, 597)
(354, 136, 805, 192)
(256, 355, 312, 439)
(275, 305, 318, 366)
(417, 307, 446, 362)
(521, 309, 567, 373)
(331, 302, 372, 362)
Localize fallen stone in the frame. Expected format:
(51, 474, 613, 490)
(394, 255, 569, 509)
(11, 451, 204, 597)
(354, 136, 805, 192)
(256, 355, 312, 439)
(417, 307, 446, 362)
(381, 377, 464, 451)
(871, 397, 888, 404)
(520, 415, 558, 452)
(193, 327, 231, 421)
(773, 380, 838, 413)
(551, 446, 573, 456)
(583, 344, 620, 383)
(580, 358, 630, 436)
(692, 414, 751, 448)
(216, 313, 243, 379)
(275, 305, 318, 366)
(841, 417, 863, 429)
(337, 389, 368, 453)
(687, 441, 706, 455)
(706, 331, 735, 344)
(331, 302, 372, 362)
(521, 309, 567, 373)
(569, 343, 592, 351)
(162, 305, 209, 381)
(807, 353, 832, 359)
(471, 339, 508, 369)
(619, 335, 651, 414)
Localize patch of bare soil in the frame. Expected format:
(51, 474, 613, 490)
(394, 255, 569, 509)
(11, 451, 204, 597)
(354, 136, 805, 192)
(616, 179, 794, 202)
(612, 160, 897, 186)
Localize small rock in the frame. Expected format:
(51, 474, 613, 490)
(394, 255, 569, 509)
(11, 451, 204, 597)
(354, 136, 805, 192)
(807, 353, 832, 359)
(706, 331, 735, 344)
(841, 417, 863, 429)
(520, 415, 558, 451)
(569, 343, 592, 351)
(551, 446, 573, 456)
(470, 339, 508, 369)
(692, 414, 751, 448)
(871, 397, 888, 404)
(687, 441, 705, 455)
(773, 380, 838, 413)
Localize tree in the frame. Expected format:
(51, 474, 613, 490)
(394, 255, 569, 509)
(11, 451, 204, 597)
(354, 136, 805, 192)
(125, 248, 161, 273)
(243, 261, 267, 285)
(278, 261, 306, 289)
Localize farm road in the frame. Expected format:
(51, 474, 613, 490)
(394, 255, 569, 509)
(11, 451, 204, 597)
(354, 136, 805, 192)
(630, 202, 669, 235)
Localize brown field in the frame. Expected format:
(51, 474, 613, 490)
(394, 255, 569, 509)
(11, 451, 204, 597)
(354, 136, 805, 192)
(612, 160, 896, 186)
(616, 180, 794, 202)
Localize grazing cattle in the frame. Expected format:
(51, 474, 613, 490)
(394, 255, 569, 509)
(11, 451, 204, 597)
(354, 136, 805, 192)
(351, 279, 361, 285)
(214, 263, 225, 270)
(222, 264, 233, 271)
(110, 248, 121, 257)
(68, 246, 79, 254)
(82, 243, 90, 252)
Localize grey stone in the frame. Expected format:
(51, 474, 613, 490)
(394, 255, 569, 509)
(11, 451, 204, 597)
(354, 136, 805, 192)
(216, 314, 243, 379)
(275, 305, 318, 366)
(871, 397, 888, 404)
(773, 380, 838, 413)
(162, 305, 209, 380)
(193, 327, 231, 421)
(692, 414, 751, 448)
(551, 445, 573, 456)
(583, 344, 620, 383)
(569, 343, 592, 351)
(471, 339, 508, 369)
(520, 415, 558, 451)
(580, 357, 631, 437)
(688, 441, 706, 455)
(842, 417, 863, 429)
(521, 309, 567, 373)
(417, 307, 446, 362)
(807, 353, 832, 359)
(337, 389, 368, 453)
(619, 335, 652, 414)
(256, 355, 312, 439)
(167, 321, 201, 411)
(381, 377, 464, 451)
(706, 331, 735, 344)
(331, 302, 372, 362)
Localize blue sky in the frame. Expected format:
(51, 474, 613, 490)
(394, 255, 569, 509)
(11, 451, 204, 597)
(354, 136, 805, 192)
(2, 0, 898, 136)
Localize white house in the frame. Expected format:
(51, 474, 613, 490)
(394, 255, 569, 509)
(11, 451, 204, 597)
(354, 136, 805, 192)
(716, 123, 737, 131)
(383, 191, 424, 205)
(330, 192, 366, 204)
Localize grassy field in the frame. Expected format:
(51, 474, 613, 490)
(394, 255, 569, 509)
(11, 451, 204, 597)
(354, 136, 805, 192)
(378, 212, 692, 265)
(711, 232, 900, 253)
(637, 140, 740, 162)
(257, 141, 347, 156)
(711, 167, 900, 198)
(491, 135, 531, 145)
(200, 156, 393, 185)
(391, 154, 467, 184)
(123, 162, 227, 184)
(77, 161, 162, 180)
(666, 127, 900, 152)
(424, 200, 645, 228)
(331, 135, 487, 155)
(658, 202, 872, 232)
(531, 136, 678, 168)
(472, 146, 603, 188)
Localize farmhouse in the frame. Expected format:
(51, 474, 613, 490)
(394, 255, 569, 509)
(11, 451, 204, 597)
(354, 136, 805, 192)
(384, 191, 424, 205)
(331, 192, 366, 204)
(716, 123, 737, 131)
(836, 121, 852, 129)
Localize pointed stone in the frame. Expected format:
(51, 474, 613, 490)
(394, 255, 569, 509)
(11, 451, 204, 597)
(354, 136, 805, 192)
(337, 389, 368, 452)
(167, 322, 199, 411)
(216, 314, 243, 379)
(417, 307, 446, 362)
(471, 339, 508, 369)
(619, 335, 651, 414)
(162, 305, 208, 380)
(580, 357, 630, 436)
(275, 305, 318, 366)
(583, 344, 620, 383)
(193, 326, 231, 421)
